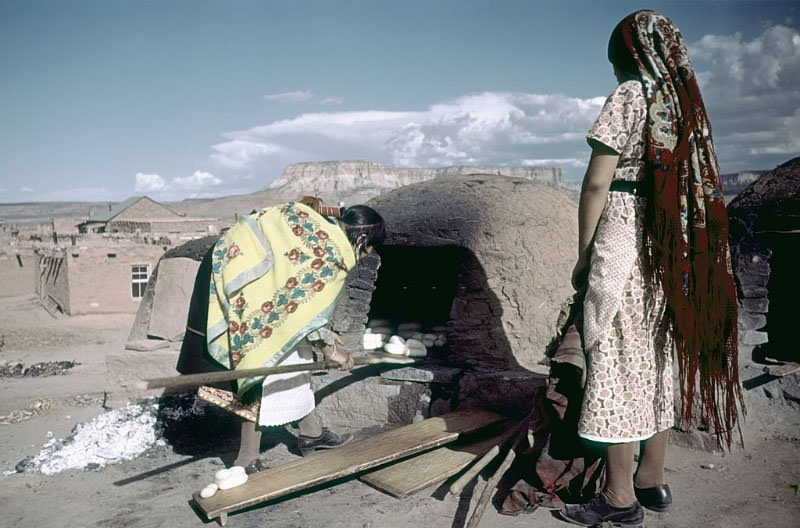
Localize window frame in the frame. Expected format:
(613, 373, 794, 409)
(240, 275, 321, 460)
(131, 264, 149, 299)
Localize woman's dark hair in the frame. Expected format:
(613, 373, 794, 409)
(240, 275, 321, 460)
(340, 205, 386, 249)
(608, 17, 640, 81)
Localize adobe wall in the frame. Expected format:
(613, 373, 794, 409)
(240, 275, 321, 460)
(150, 219, 218, 234)
(64, 245, 167, 315)
(367, 175, 577, 373)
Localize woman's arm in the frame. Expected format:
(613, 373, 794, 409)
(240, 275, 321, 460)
(572, 142, 620, 289)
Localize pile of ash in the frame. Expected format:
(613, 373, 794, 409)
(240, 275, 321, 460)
(0, 360, 79, 377)
(13, 393, 232, 476)
(16, 400, 164, 475)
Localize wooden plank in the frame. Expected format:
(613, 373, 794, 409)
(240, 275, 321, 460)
(765, 362, 800, 377)
(193, 409, 504, 521)
(359, 420, 517, 497)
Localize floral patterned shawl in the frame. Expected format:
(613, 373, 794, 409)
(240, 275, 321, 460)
(611, 10, 743, 446)
(206, 202, 355, 395)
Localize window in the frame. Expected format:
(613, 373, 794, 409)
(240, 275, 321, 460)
(131, 265, 149, 298)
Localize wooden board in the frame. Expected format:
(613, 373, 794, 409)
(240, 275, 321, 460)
(193, 409, 504, 522)
(359, 420, 517, 497)
(765, 362, 800, 377)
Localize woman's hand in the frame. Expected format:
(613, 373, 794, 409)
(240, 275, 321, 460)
(321, 333, 353, 370)
(571, 254, 590, 291)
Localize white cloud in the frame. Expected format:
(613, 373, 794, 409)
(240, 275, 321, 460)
(172, 170, 222, 188)
(320, 97, 344, 105)
(20, 186, 34, 193)
(261, 90, 314, 103)
(134, 172, 166, 192)
(690, 24, 800, 170)
(204, 26, 798, 189)
(523, 158, 588, 168)
(691, 25, 800, 95)
(210, 140, 287, 170)
(209, 92, 602, 181)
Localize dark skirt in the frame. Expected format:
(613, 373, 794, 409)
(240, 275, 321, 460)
(175, 246, 236, 392)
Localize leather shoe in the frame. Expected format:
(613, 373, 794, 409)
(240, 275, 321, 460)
(559, 494, 644, 526)
(634, 483, 672, 512)
(297, 428, 353, 456)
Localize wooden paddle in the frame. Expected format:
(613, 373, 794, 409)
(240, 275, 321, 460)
(139, 353, 418, 391)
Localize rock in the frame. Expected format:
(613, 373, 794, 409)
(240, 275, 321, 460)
(267, 161, 568, 204)
(741, 297, 769, 314)
(738, 311, 767, 332)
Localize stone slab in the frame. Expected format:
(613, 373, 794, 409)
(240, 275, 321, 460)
(741, 330, 769, 346)
(380, 365, 462, 384)
(147, 257, 199, 341)
(125, 338, 170, 351)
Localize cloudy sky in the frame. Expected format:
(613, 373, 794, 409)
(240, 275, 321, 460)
(1, 0, 798, 203)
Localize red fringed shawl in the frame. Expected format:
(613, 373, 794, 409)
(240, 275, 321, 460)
(615, 11, 744, 447)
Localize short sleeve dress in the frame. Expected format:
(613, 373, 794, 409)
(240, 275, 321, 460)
(578, 80, 674, 443)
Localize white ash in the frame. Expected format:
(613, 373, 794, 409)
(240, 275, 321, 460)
(21, 400, 166, 476)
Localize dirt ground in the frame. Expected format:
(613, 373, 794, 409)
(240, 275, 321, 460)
(1, 263, 799, 528)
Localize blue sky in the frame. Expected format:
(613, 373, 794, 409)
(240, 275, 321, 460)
(1, 0, 798, 203)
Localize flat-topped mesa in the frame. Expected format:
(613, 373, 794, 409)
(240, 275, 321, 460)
(268, 160, 564, 195)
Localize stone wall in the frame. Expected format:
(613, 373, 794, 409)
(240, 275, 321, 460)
(721, 157, 800, 447)
(728, 157, 800, 359)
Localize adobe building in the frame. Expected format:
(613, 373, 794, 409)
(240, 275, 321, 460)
(77, 195, 219, 236)
(37, 243, 168, 315)
(36, 195, 220, 316)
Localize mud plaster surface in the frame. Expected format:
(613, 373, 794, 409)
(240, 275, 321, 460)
(1, 265, 798, 528)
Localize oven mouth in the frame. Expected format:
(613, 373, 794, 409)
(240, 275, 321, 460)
(368, 245, 462, 330)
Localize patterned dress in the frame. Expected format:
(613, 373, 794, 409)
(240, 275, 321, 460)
(578, 80, 674, 443)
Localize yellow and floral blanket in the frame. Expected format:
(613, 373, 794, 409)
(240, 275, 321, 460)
(206, 202, 355, 395)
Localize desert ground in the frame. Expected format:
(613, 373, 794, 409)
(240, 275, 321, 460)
(1, 259, 798, 528)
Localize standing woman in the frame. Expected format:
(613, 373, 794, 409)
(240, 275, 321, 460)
(561, 10, 743, 526)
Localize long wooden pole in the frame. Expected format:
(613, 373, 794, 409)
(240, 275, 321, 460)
(140, 354, 417, 390)
(464, 414, 532, 528)
(449, 445, 501, 496)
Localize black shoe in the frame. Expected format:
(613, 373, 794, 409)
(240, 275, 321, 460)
(559, 494, 644, 527)
(634, 483, 672, 512)
(243, 458, 268, 475)
(297, 428, 353, 456)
